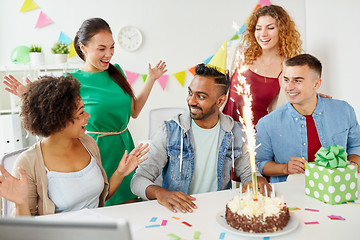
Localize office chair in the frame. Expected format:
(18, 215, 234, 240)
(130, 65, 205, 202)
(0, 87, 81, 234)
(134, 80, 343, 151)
(0, 147, 29, 216)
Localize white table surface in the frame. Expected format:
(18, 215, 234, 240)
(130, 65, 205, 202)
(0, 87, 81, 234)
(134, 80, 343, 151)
(41, 176, 360, 240)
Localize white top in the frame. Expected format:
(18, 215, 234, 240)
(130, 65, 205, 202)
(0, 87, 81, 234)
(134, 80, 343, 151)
(46, 148, 104, 213)
(188, 119, 220, 194)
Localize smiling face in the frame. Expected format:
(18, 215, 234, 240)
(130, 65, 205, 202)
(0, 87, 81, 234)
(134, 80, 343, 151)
(186, 75, 226, 128)
(62, 98, 90, 138)
(255, 15, 280, 51)
(80, 30, 115, 72)
(283, 65, 321, 115)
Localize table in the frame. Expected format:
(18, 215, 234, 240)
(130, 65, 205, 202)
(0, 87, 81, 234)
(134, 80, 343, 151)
(42, 176, 360, 240)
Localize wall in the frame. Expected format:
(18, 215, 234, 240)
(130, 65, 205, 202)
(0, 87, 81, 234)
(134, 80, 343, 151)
(305, 0, 360, 118)
(1, 0, 306, 144)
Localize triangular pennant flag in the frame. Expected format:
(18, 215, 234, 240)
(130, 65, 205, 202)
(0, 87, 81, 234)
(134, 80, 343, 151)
(141, 74, 148, 82)
(173, 71, 186, 87)
(157, 75, 168, 91)
(204, 55, 214, 65)
(68, 41, 77, 58)
(58, 32, 72, 45)
(35, 11, 53, 28)
(230, 34, 239, 40)
(207, 40, 227, 74)
(259, 0, 272, 6)
(253, 4, 262, 12)
(19, 0, 39, 12)
(188, 66, 196, 76)
(238, 24, 247, 35)
(125, 71, 139, 85)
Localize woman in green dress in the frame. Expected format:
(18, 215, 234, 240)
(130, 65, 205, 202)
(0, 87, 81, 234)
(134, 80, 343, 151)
(3, 18, 167, 206)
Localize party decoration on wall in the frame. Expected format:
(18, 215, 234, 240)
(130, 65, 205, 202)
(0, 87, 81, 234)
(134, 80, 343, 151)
(203, 55, 214, 65)
(125, 71, 139, 85)
(259, 0, 272, 6)
(68, 41, 77, 58)
(15, 0, 271, 90)
(188, 66, 196, 76)
(19, 0, 39, 12)
(157, 75, 169, 90)
(10, 46, 30, 64)
(207, 40, 227, 74)
(173, 71, 186, 87)
(58, 32, 72, 45)
(35, 11, 53, 28)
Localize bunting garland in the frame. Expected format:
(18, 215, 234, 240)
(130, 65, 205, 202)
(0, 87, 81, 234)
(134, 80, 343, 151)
(19, 0, 38, 12)
(18, 0, 271, 91)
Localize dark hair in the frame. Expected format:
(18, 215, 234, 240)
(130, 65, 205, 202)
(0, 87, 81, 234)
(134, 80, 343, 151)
(21, 75, 81, 137)
(74, 18, 134, 98)
(195, 63, 230, 95)
(285, 54, 322, 77)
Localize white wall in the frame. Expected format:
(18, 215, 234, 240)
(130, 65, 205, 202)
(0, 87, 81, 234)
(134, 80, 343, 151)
(305, 0, 360, 118)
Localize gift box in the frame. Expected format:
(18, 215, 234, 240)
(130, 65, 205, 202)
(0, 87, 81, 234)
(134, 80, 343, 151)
(305, 145, 358, 205)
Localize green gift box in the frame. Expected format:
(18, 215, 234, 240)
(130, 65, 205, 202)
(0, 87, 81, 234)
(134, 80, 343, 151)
(305, 145, 358, 205)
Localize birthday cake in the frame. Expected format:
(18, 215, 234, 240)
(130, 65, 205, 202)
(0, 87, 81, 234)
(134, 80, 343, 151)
(225, 193, 290, 233)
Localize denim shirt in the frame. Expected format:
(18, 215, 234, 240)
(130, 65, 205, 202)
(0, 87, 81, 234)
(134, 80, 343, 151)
(131, 111, 255, 200)
(256, 95, 360, 183)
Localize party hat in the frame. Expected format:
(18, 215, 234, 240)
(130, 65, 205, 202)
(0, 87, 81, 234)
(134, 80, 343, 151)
(207, 40, 227, 74)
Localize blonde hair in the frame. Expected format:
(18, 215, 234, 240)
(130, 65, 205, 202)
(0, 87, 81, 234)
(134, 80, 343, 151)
(238, 5, 302, 66)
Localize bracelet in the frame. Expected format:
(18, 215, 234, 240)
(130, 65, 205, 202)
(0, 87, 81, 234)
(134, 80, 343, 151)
(349, 160, 359, 166)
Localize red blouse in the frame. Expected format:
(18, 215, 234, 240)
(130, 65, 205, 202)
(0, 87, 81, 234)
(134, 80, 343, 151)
(223, 69, 281, 126)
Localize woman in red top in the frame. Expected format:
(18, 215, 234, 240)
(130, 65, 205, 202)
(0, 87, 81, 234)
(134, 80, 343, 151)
(224, 5, 302, 126)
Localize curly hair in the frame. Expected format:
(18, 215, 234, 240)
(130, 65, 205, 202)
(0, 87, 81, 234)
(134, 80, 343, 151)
(21, 75, 81, 137)
(241, 5, 303, 65)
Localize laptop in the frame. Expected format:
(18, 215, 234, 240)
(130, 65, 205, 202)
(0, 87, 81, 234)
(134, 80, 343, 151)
(0, 217, 132, 240)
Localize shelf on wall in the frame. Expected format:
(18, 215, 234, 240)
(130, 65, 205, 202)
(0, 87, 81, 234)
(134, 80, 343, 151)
(0, 62, 83, 72)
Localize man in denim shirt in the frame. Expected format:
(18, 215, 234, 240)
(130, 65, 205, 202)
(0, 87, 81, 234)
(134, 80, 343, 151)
(131, 64, 270, 213)
(256, 54, 360, 183)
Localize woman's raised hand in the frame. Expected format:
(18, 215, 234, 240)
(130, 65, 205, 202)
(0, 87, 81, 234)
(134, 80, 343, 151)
(0, 165, 29, 205)
(147, 60, 167, 81)
(3, 75, 31, 98)
(116, 143, 149, 177)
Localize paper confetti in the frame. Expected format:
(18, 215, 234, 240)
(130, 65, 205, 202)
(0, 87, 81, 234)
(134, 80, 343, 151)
(145, 224, 161, 228)
(172, 216, 180, 220)
(328, 215, 345, 220)
(219, 232, 226, 239)
(181, 221, 192, 227)
(194, 231, 201, 239)
(168, 233, 181, 240)
(161, 220, 167, 226)
(150, 217, 157, 222)
(347, 202, 360, 205)
(304, 208, 319, 212)
(288, 207, 301, 211)
(304, 221, 319, 225)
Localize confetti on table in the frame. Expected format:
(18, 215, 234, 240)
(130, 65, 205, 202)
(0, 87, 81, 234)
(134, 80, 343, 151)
(181, 221, 192, 227)
(288, 207, 301, 211)
(347, 202, 360, 205)
(145, 224, 161, 228)
(219, 232, 226, 239)
(328, 215, 345, 220)
(150, 217, 158, 222)
(263, 237, 270, 240)
(168, 233, 181, 240)
(304, 208, 319, 212)
(172, 216, 180, 220)
(161, 220, 168, 226)
(194, 231, 201, 239)
(304, 221, 319, 225)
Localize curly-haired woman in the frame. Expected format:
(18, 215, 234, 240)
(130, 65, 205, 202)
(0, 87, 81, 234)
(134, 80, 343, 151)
(223, 5, 303, 125)
(0, 75, 148, 216)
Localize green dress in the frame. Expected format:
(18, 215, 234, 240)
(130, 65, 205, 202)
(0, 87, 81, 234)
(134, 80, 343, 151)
(71, 64, 137, 206)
